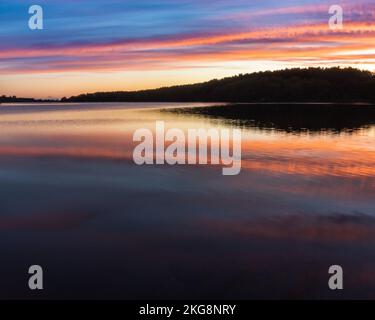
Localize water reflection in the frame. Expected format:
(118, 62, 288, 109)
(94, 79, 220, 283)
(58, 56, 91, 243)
(170, 103, 375, 133)
(0, 103, 374, 299)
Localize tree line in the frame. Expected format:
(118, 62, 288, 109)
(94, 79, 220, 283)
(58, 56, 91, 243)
(0, 95, 56, 103)
(2, 68, 375, 103)
(62, 67, 375, 103)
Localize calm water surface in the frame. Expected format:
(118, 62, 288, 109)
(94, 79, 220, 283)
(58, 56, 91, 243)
(0, 102, 374, 299)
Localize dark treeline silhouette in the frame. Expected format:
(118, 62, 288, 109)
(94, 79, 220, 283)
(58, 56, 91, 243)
(169, 103, 375, 133)
(0, 95, 36, 103)
(64, 68, 375, 103)
(0, 95, 57, 103)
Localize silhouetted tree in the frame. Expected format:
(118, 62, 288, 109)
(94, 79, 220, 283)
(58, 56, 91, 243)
(64, 67, 375, 103)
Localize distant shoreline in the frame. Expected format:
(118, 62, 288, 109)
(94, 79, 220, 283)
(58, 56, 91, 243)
(3, 67, 375, 104)
(2, 101, 375, 105)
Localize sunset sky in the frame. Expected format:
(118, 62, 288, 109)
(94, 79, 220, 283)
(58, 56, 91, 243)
(1, 0, 375, 99)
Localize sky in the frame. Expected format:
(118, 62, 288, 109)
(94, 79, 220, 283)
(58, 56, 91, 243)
(0, 0, 374, 99)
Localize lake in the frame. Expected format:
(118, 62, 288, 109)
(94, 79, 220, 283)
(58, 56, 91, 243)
(0, 102, 374, 299)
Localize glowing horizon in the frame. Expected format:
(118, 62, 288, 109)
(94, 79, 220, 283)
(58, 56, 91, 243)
(1, 0, 375, 99)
